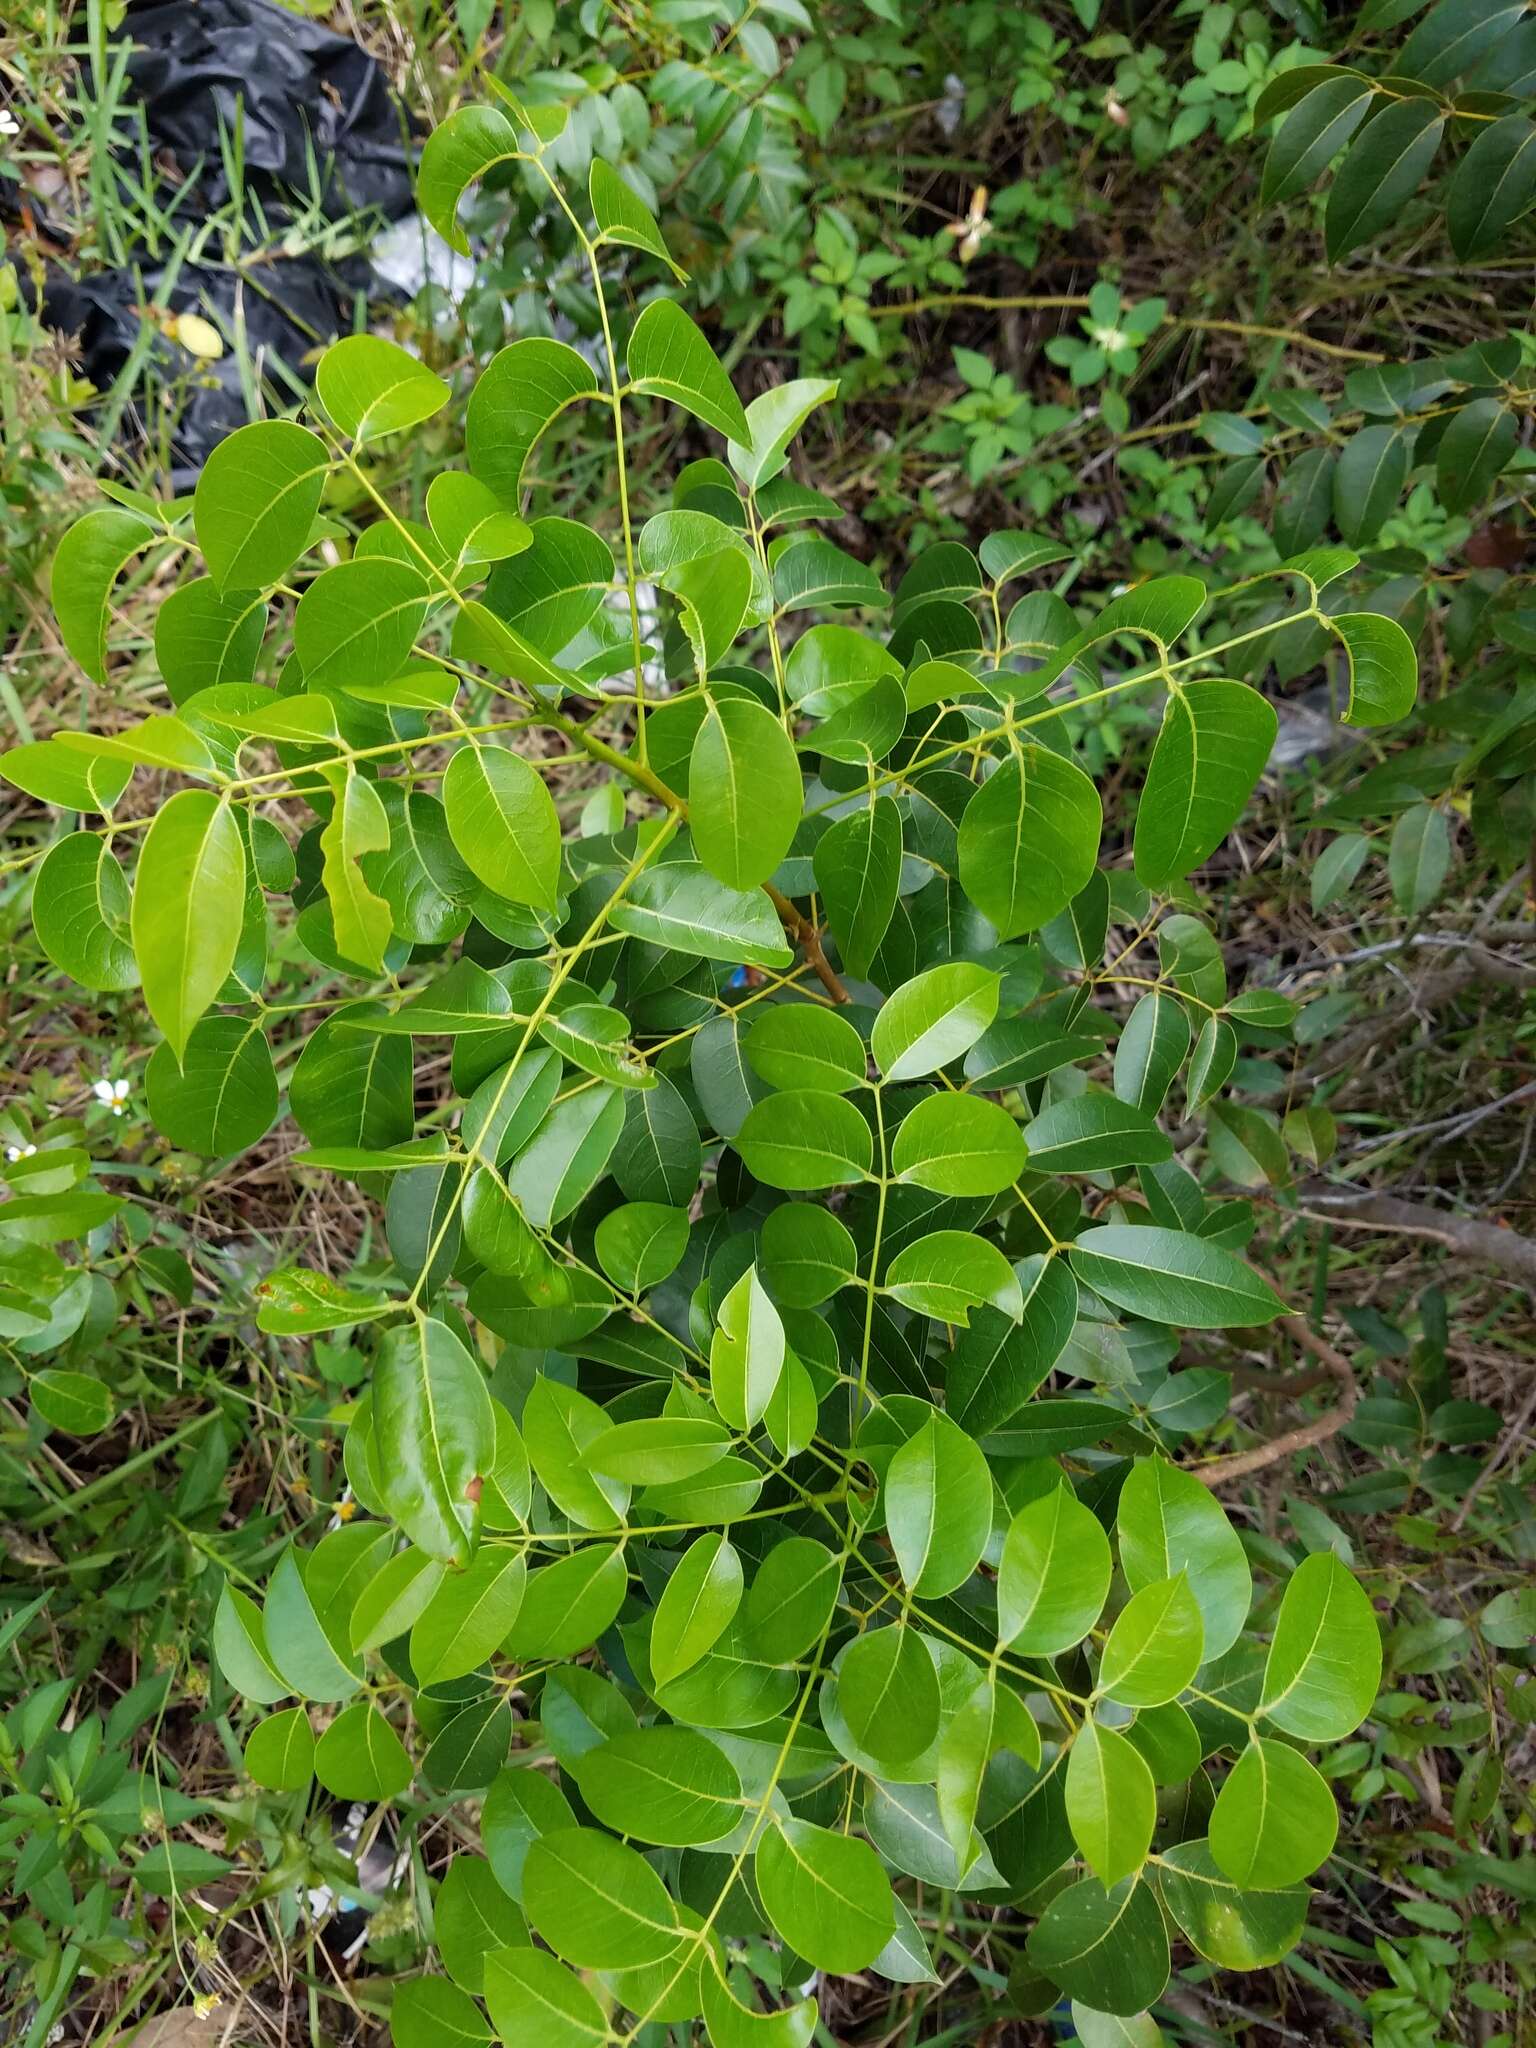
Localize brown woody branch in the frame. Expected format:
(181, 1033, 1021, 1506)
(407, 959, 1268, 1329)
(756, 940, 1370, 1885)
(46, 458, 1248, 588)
(1195, 1315, 1357, 1489)
(766, 884, 852, 1004)
(1295, 1185, 1536, 1290)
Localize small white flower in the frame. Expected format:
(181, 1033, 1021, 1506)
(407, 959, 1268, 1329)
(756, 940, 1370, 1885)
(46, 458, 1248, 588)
(0, 111, 20, 139)
(936, 72, 966, 139)
(6, 1143, 37, 1162)
(92, 1077, 131, 1116)
(1090, 324, 1130, 354)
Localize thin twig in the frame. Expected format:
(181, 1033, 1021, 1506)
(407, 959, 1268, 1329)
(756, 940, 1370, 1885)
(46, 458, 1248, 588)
(1196, 1317, 1357, 1488)
(1449, 1378, 1536, 1532)
(867, 291, 1385, 361)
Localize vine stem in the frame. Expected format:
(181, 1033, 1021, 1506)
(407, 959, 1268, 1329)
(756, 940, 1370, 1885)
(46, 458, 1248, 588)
(525, 154, 653, 768)
(402, 809, 684, 1309)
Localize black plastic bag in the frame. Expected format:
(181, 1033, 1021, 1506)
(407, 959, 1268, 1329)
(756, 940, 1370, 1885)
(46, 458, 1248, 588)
(38, 250, 376, 479)
(122, 0, 416, 224)
(25, 0, 423, 470)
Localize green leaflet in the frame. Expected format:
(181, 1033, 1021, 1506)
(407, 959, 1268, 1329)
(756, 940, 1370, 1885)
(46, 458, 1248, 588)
(946, 1260, 1078, 1437)
(1071, 2007, 1164, 2048)
(1133, 681, 1277, 890)
(484, 1948, 607, 2047)
(1117, 1456, 1253, 1661)
(690, 695, 802, 889)
(627, 300, 752, 443)
(31, 1369, 112, 1435)
(837, 1625, 941, 1767)
(1436, 397, 1517, 516)
(155, 580, 267, 704)
(427, 471, 532, 567)
(1025, 1096, 1172, 1174)
(1066, 1719, 1157, 1888)
(998, 1483, 1112, 1653)
(373, 1318, 494, 1567)
(1, 739, 132, 814)
(885, 1409, 994, 1596)
(393, 1973, 494, 2048)
(755, 1820, 894, 1973)
(1111, 993, 1190, 1117)
(1333, 422, 1407, 546)
(52, 506, 156, 683)
(1068, 1226, 1284, 1329)
(610, 863, 793, 968)
(1448, 114, 1536, 259)
(443, 744, 562, 911)
(884, 1231, 1023, 1326)
(760, 1201, 857, 1306)
(1328, 610, 1419, 727)
(1209, 1736, 1339, 1888)
(436, 1857, 525, 1993)
(467, 338, 601, 508)
(813, 796, 901, 978)
(130, 790, 246, 1061)
(709, 1264, 786, 1430)
(1260, 1551, 1383, 1740)
(872, 963, 1000, 1082)
(1325, 99, 1443, 263)
(650, 1531, 744, 1685)
(523, 1825, 682, 1969)
(193, 420, 329, 590)
(936, 1677, 1040, 1865)
(728, 377, 839, 490)
(418, 103, 522, 252)
(506, 1087, 626, 1226)
(145, 1015, 278, 1155)
(293, 557, 429, 691)
(539, 1003, 653, 1090)
(1156, 1840, 1309, 1970)
(735, 1089, 872, 1189)
(314, 1700, 413, 1799)
(574, 1727, 741, 1847)
(505, 1546, 628, 1662)
(668, 548, 757, 675)
(318, 764, 393, 972)
(315, 333, 450, 443)
(1262, 74, 1374, 206)
(524, 1376, 629, 1531)
(32, 835, 138, 992)
(958, 746, 1102, 937)
(592, 1205, 690, 1296)
(263, 1547, 363, 1702)
(747, 1003, 866, 1093)
(1389, 803, 1451, 915)
(743, 1537, 842, 1663)
(244, 1707, 315, 1792)
(349, 1548, 444, 1654)
(212, 1585, 288, 1705)
(701, 1959, 817, 2047)
(410, 1547, 527, 1685)
(1026, 1876, 1170, 2017)
(1097, 1574, 1204, 1707)
(590, 157, 684, 277)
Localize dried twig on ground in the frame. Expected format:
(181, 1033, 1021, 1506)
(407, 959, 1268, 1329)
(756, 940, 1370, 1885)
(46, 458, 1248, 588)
(1197, 1316, 1357, 1487)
